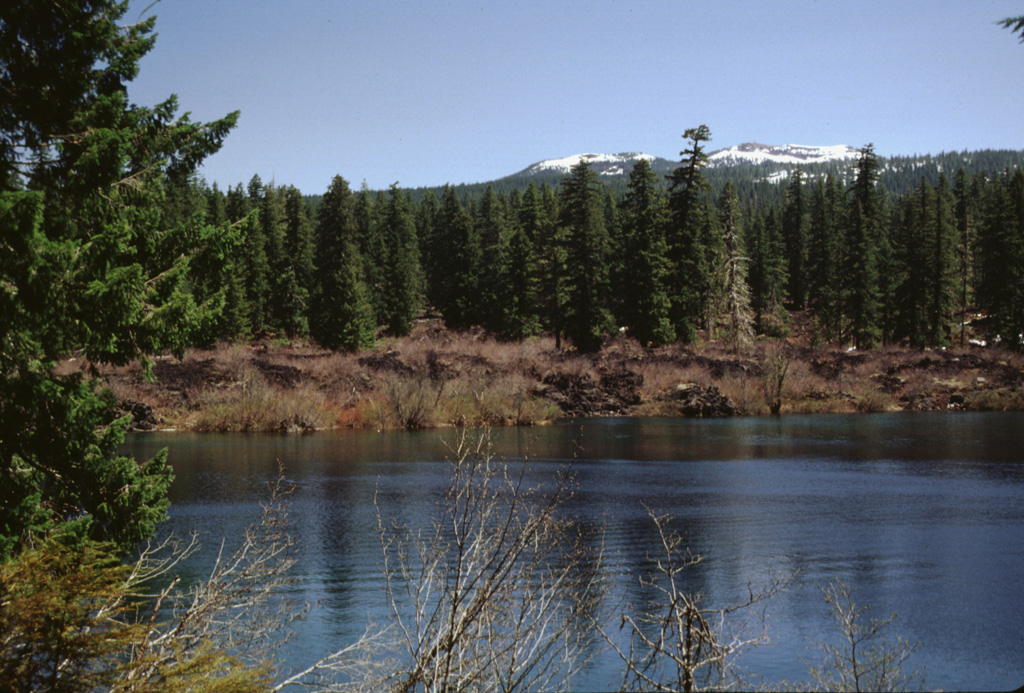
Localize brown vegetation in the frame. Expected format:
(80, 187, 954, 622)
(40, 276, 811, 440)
(69, 319, 1024, 433)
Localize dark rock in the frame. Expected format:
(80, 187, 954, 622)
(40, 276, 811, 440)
(118, 398, 159, 431)
(667, 383, 737, 417)
(253, 359, 302, 387)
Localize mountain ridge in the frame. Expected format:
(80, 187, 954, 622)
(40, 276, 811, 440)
(517, 143, 862, 179)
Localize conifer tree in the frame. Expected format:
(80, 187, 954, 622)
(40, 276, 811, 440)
(844, 145, 884, 348)
(747, 210, 788, 338)
(536, 183, 568, 347)
(0, 0, 237, 557)
(475, 185, 509, 331)
(807, 176, 844, 344)
(379, 184, 423, 336)
(311, 175, 375, 351)
(953, 169, 977, 345)
(782, 168, 809, 308)
(667, 125, 714, 342)
(843, 201, 881, 348)
(928, 174, 959, 345)
(619, 159, 674, 346)
(433, 186, 481, 330)
(493, 181, 546, 340)
(225, 182, 252, 223)
(977, 170, 1024, 348)
(272, 186, 315, 338)
(495, 221, 541, 340)
(354, 184, 386, 319)
(893, 178, 931, 345)
(416, 190, 440, 308)
(559, 160, 613, 352)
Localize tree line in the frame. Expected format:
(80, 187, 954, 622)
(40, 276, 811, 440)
(179, 131, 1024, 354)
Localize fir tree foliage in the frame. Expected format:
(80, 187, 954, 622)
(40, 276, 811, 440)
(379, 184, 423, 336)
(667, 125, 714, 342)
(559, 160, 613, 352)
(619, 158, 675, 346)
(433, 186, 482, 330)
(0, 0, 238, 558)
(311, 175, 376, 351)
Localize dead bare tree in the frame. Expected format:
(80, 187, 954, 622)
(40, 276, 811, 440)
(805, 580, 926, 693)
(107, 472, 391, 692)
(376, 429, 604, 693)
(760, 342, 791, 415)
(602, 507, 791, 693)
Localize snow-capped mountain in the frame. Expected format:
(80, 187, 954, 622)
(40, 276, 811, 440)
(523, 152, 657, 177)
(512, 144, 860, 182)
(706, 143, 859, 168)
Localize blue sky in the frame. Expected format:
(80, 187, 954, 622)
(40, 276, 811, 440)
(127, 0, 1023, 193)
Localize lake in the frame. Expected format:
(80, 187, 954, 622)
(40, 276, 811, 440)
(123, 412, 1024, 691)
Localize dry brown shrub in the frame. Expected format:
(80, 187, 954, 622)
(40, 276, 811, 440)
(856, 387, 895, 413)
(782, 357, 828, 399)
(673, 362, 714, 389)
(966, 387, 1024, 411)
(373, 372, 444, 429)
(633, 360, 689, 399)
(189, 367, 332, 432)
(209, 342, 254, 375)
(718, 372, 768, 416)
(548, 353, 600, 384)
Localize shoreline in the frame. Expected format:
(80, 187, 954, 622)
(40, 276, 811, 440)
(71, 322, 1024, 434)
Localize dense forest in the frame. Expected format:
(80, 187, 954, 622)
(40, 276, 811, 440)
(2, 0, 1024, 688)
(182, 131, 1024, 355)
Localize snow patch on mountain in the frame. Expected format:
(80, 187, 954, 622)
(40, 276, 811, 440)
(708, 143, 859, 167)
(526, 152, 655, 176)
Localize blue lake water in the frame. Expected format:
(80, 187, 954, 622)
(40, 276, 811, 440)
(123, 412, 1024, 691)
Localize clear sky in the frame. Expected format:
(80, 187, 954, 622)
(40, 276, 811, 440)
(126, 0, 1023, 194)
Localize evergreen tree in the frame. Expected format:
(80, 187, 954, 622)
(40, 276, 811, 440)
(433, 186, 481, 330)
(619, 159, 674, 346)
(536, 183, 568, 347)
(271, 186, 315, 338)
(807, 176, 844, 344)
(844, 145, 884, 348)
(559, 160, 613, 352)
(206, 181, 227, 227)
(781, 168, 809, 308)
(492, 181, 545, 340)
(747, 209, 789, 338)
(225, 182, 251, 223)
(475, 185, 509, 331)
(379, 184, 423, 336)
(0, 0, 238, 558)
(977, 170, 1024, 348)
(893, 178, 931, 345)
(495, 220, 541, 340)
(667, 125, 714, 342)
(354, 184, 386, 319)
(311, 175, 375, 351)
(843, 201, 881, 348)
(415, 189, 440, 309)
(928, 174, 959, 345)
(953, 168, 977, 345)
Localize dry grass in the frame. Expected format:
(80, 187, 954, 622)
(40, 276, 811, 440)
(78, 317, 1024, 432)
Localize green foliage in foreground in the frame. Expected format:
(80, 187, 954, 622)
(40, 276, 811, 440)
(0, 0, 237, 558)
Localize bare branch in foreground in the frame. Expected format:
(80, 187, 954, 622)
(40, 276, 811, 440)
(601, 506, 792, 693)
(376, 428, 605, 693)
